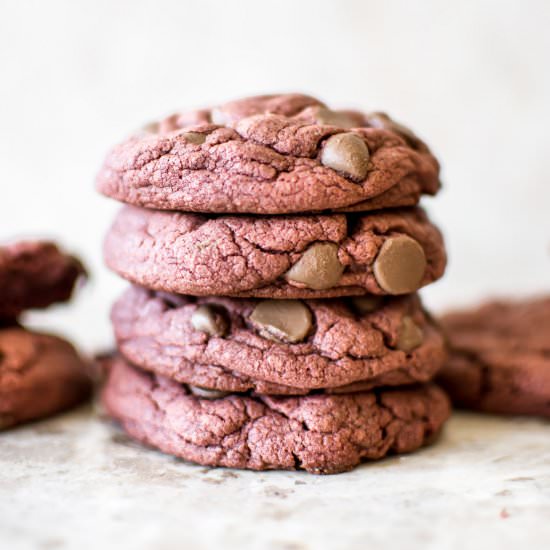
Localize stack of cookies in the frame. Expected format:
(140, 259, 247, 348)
(0, 241, 90, 430)
(97, 94, 451, 474)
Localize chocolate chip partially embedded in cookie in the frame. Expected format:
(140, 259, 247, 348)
(367, 112, 416, 141)
(141, 121, 160, 134)
(321, 133, 370, 181)
(373, 235, 427, 294)
(397, 316, 423, 352)
(188, 385, 230, 399)
(351, 296, 384, 314)
(250, 300, 312, 343)
(182, 132, 206, 145)
(191, 305, 228, 337)
(284, 243, 344, 290)
(314, 107, 356, 129)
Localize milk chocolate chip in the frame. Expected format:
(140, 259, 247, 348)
(284, 243, 344, 290)
(137, 121, 159, 136)
(191, 305, 228, 337)
(373, 236, 427, 294)
(321, 133, 369, 181)
(188, 386, 230, 399)
(250, 300, 312, 343)
(182, 132, 206, 145)
(314, 107, 356, 129)
(351, 296, 384, 314)
(367, 112, 416, 142)
(396, 316, 423, 352)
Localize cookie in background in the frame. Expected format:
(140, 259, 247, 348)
(438, 295, 550, 417)
(0, 240, 92, 430)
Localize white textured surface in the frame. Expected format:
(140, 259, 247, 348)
(1, 407, 549, 550)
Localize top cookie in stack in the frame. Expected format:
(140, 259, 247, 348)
(97, 93, 439, 215)
(98, 94, 450, 474)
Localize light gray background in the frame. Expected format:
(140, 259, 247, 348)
(1, 0, 549, 351)
(1, 2, 549, 549)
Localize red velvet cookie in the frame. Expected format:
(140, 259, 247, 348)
(0, 328, 91, 430)
(0, 241, 85, 319)
(439, 295, 550, 417)
(104, 206, 446, 299)
(96, 93, 440, 215)
(102, 356, 450, 474)
(111, 286, 446, 395)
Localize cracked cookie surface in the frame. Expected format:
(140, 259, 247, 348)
(111, 286, 446, 394)
(104, 206, 445, 298)
(0, 328, 92, 430)
(96, 93, 440, 214)
(102, 356, 450, 474)
(438, 295, 550, 417)
(0, 241, 85, 319)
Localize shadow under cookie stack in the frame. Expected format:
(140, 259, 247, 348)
(97, 94, 451, 474)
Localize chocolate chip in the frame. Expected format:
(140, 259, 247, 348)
(320, 133, 369, 181)
(366, 112, 392, 129)
(182, 132, 206, 145)
(373, 236, 427, 294)
(157, 291, 185, 309)
(188, 386, 230, 399)
(367, 112, 417, 142)
(142, 121, 159, 134)
(284, 243, 344, 290)
(351, 296, 384, 314)
(314, 107, 356, 129)
(396, 316, 423, 352)
(250, 300, 312, 343)
(191, 305, 228, 337)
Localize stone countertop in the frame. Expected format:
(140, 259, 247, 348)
(1, 407, 549, 550)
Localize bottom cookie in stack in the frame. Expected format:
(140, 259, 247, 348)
(438, 295, 550, 417)
(102, 356, 450, 474)
(101, 286, 451, 473)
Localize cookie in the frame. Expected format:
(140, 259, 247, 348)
(0, 240, 85, 319)
(104, 206, 446, 299)
(439, 296, 550, 417)
(111, 286, 446, 394)
(102, 356, 450, 474)
(96, 93, 440, 215)
(0, 328, 91, 430)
